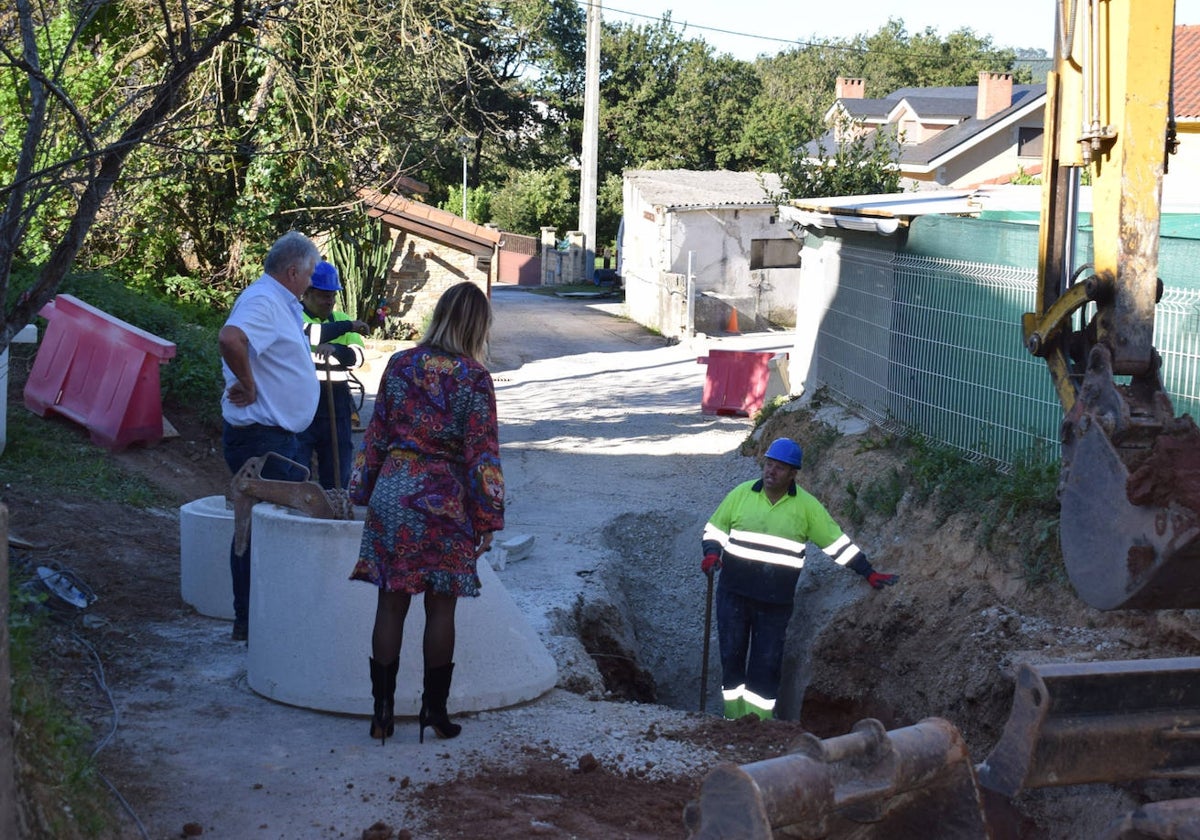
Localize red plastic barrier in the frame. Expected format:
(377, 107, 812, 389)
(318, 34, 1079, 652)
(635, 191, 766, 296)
(24, 294, 176, 450)
(697, 349, 787, 417)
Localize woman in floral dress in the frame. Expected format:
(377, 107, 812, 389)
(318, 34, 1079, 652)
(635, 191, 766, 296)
(348, 282, 505, 745)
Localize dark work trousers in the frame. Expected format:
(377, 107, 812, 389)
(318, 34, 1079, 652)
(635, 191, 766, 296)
(296, 382, 354, 490)
(222, 422, 305, 628)
(715, 583, 793, 704)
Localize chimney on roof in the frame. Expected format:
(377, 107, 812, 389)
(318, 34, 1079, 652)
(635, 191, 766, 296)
(836, 77, 865, 99)
(977, 71, 1014, 119)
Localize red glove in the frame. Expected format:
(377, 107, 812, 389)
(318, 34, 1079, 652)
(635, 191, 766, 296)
(701, 553, 721, 575)
(867, 571, 898, 589)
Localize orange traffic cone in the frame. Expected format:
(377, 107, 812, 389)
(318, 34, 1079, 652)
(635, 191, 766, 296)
(726, 308, 740, 334)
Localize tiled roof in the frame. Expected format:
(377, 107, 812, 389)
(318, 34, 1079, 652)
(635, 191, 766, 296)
(899, 87, 1045, 166)
(886, 85, 983, 101)
(357, 188, 500, 256)
(624, 169, 783, 209)
(1176, 25, 1200, 119)
(891, 95, 978, 120)
(839, 99, 894, 119)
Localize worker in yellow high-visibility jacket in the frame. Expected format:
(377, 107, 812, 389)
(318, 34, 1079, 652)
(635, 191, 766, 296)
(702, 437, 899, 720)
(297, 260, 368, 490)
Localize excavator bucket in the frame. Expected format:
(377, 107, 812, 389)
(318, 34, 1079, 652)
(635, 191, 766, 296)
(977, 658, 1200, 798)
(230, 453, 354, 555)
(683, 718, 991, 839)
(1058, 345, 1200, 610)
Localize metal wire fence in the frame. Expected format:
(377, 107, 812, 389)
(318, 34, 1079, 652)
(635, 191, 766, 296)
(814, 249, 1200, 467)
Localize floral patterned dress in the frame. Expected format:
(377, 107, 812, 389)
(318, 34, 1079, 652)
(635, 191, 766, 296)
(348, 346, 504, 597)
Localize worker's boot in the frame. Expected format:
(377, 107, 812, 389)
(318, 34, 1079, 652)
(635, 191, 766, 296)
(419, 663, 462, 744)
(369, 657, 398, 745)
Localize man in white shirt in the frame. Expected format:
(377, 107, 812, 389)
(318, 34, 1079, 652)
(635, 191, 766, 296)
(218, 230, 321, 641)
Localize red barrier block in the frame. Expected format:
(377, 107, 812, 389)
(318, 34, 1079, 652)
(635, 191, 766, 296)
(24, 294, 176, 450)
(697, 349, 788, 417)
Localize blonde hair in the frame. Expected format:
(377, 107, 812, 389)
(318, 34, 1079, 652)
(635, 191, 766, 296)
(421, 282, 492, 363)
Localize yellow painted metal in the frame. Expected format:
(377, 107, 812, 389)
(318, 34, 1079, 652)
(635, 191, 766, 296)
(1027, 0, 1200, 613)
(1062, 0, 1173, 374)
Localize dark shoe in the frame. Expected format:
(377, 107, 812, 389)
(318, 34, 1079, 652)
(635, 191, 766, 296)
(369, 657, 399, 745)
(419, 663, 461, 744)
(231, 621, 248, 642)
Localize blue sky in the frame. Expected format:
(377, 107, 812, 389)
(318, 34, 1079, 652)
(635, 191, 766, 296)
(600, 1, 1200, 61)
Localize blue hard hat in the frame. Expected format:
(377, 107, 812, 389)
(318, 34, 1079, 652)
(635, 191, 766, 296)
(310, 260, 341, 291)
(764, 437, 803, 469)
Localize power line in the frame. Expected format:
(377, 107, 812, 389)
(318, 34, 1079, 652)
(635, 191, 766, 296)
(599, 3, 818, 54)
(591, 2, 1041, 62)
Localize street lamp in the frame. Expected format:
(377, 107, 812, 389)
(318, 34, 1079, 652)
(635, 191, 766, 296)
(456, 135, 471, 220)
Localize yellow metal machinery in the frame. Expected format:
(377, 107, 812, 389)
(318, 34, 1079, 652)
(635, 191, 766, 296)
(685, 3, 1200, 836)
(1023, 0, 1200, 610)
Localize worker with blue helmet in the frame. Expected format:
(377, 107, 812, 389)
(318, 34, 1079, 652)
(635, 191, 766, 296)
(296, 260, 370, 490)
(310, 259, 342, 291)
(700, 436, 898, 720)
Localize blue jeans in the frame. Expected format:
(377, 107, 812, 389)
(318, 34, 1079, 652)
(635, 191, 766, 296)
(222, 422, 306, 626)
(716, 584, 792, 706)
(296, 384, 354, 490)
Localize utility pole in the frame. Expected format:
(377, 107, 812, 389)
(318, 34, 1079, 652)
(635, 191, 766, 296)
(579, 0, 601, 283)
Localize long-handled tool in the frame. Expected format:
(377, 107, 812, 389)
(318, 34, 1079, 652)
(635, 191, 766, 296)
(700, 569, 714, 712)
(323, 356, 341, 490)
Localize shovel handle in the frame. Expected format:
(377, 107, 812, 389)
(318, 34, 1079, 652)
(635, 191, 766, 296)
(700, 570, 714, 712)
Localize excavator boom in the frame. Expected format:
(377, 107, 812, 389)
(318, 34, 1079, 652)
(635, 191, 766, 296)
(1023, 0, 1200, 609)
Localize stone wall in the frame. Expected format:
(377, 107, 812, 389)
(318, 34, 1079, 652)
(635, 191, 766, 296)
(377, 227, 492, 336)
(540, 228, 588, 285)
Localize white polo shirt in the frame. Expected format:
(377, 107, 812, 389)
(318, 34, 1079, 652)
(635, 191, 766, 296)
(220, 274, 319, 432)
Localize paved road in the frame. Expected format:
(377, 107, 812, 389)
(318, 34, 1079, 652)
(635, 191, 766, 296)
(488, 285, 665, 372)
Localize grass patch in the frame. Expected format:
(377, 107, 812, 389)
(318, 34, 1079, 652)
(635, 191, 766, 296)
(842, 467, 906, 527)
(754, 396, 1065, 587)
(9, 578, 121, 837)
(0, 410, 167, 507)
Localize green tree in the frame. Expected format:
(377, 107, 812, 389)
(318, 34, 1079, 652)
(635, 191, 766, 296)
(598, 16, 758, 175)
(738, 43, 843, 169)
(843, 19, 1026, 93)
(0, 0, 501, 333)
(417, 0, 585, 214)
(103, 0, 482, 293)
(0, 0, 284, 349)
(779, 114, 902, 199)
(488, 167, 577, 235)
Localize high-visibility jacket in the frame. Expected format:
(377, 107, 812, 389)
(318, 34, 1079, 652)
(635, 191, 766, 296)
(302, 310, 365, 384)
(702, 479, 867, 604)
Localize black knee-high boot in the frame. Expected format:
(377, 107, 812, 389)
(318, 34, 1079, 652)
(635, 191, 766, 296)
(419, 663, 461, 744)
(369, 657, 399, 745)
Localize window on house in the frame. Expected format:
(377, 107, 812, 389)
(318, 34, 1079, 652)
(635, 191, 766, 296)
(1018, 126, 1044, 158)
(751, 239, 802, 269)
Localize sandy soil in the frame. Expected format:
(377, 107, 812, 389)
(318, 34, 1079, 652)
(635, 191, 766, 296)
(8, 287, 1200, 839)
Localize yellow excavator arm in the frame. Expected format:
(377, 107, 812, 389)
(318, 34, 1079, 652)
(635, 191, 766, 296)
(1023, 0, 1200, 609)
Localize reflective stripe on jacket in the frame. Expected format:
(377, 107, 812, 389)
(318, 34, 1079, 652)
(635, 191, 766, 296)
(303, 311, 364, 383)
(703, 479, 862, 604)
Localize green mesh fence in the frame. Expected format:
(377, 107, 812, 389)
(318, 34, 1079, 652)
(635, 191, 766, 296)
(814, 215, 1200, 466)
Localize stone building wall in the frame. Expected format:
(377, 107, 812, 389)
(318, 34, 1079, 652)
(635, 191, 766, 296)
(376, 228, 492, 337)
